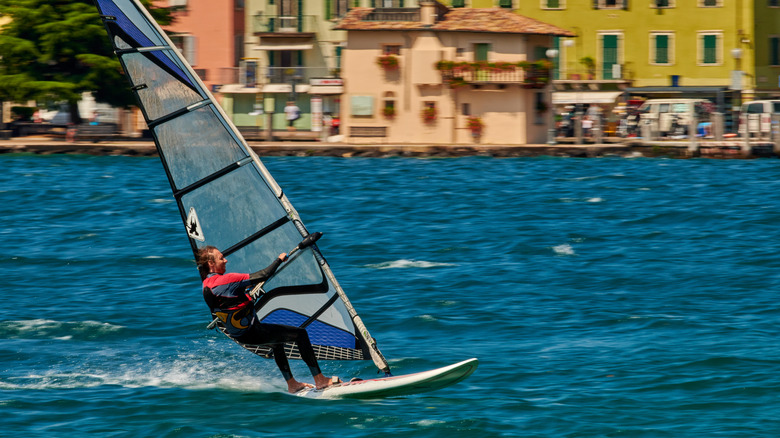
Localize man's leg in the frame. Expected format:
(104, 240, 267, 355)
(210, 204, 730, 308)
(253, 323, 338, 390)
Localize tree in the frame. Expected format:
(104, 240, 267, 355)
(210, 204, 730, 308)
(0, 0, 173, 124)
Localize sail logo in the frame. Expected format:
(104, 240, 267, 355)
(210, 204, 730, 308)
(186, 207, 205, 242)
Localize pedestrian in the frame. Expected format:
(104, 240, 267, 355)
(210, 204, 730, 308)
(284, 101, 300, 131)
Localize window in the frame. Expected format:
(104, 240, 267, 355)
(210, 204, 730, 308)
(601, 33, 621, 79)
(326, 0, 350, 19)
(383, 92, 396, 118)
(700, 0, 720, 6)
(651, 33, 673, 65)
(170, 34, 197, 66)
(771, 36, 780, 66)
(542, 0, 563, 8)
(383, 45, 401, 56)
(596, 0, 625, 8)
(498, 0, 512, 8)
(462, 103, 471, 116)
(652, 0, 673, 8)
(452, 0, 466, 7)
(474, 43, 490, 61)
(698, 32, 721, 65)
(771, 0, 780, 6)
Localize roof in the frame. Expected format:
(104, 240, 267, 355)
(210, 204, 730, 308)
(334, 7, 575, 37)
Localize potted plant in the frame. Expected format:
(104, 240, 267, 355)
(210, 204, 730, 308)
(422, 107, 437, 123)
(377, 54, 399, 71)
(446, 76, 469, 89)
(580, 56, 596, 79)
(466, 116, 484, 136)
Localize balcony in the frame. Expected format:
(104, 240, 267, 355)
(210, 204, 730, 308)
(362, 8, 420, 21)
(217, 66, 337, 87)
(265, 66, 333, 84)
(253, 14, 317, 35)
(436, 61, 551, 88)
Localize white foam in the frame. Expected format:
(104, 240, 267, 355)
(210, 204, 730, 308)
(1, 356, 279, 393)
(365, 259, 456, 269)
(553, 244, 575, 256)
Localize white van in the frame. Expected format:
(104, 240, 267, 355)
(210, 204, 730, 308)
(638, 99, 710, 137)
(738, 100, 780, 136)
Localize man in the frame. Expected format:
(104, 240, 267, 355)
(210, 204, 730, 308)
(284, 101, 300, 131)
(197, 246, 340, 393)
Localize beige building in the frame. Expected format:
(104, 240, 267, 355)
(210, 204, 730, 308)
(335, 1, 573, 145)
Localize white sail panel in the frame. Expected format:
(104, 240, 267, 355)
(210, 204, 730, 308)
(155, 108, 249, 188)
(123, 51, 203, 120)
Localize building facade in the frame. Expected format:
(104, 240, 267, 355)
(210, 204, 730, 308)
(335, 1, 572, 144)
(217, 0, 346, 136)
(162, 0, 246, 92)
(504, 0, 780, 112)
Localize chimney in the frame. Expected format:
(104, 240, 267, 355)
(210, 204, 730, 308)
(420, 1, 436, 25)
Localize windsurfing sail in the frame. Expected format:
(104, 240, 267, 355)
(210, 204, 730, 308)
(92, 0, 390, 374)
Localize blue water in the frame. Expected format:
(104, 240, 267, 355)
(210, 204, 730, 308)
(3, 154, 780, 437)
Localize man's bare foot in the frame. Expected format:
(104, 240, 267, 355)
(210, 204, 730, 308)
(287, 379, 313, 394)
(313, 373, 342, 390)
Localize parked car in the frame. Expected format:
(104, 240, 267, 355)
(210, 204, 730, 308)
(738, 100, 780, 136)
(638, 98, 711, 137)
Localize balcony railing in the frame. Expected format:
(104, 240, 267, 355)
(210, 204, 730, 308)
(218, 66, 337, 86)
(363, 8, 420, 21)
(265, 66, 333, 83)
(253, 14, 317, 33)
(437, 61, 551, 88)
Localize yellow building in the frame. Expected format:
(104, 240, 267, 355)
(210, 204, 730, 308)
(335, 1, 573, 145)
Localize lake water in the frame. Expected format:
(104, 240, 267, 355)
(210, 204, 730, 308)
(2, 154, 780, 437)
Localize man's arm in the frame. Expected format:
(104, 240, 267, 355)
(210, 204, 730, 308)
(248, 253, 288, 284)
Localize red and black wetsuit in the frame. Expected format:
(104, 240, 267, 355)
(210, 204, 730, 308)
(202, 259, 322, 381)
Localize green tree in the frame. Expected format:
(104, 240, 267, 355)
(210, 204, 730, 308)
(0, 0, 173, 124)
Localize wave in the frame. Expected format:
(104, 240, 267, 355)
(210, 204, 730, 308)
(0, 319, 124, 340)
(364, 259, 457, 269)
(0, 347, 285, 393)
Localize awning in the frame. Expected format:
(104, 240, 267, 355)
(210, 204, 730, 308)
(261, 84, 311, 93)
(309, 85, 344, 94)
(553, 91, 624, 105)
(255, 43, 314, 51)
(218, 84, 261, 94)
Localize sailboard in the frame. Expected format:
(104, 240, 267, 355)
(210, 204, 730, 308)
(295, 358, 478, 399)
(92, 0, 475, 396)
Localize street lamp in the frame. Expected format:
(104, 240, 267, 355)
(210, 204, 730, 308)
(546, 48, 559, 145)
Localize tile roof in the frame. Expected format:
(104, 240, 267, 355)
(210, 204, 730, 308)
(335, 6, 575, 37)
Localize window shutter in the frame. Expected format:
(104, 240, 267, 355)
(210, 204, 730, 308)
(185, 35, 197, 66)
(655, 35, 668, 64)
(703, 35, 717, 64)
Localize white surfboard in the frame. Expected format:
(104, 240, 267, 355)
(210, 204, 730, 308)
(295, 358, 479, 399)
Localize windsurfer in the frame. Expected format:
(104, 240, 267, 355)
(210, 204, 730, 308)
(197, 246, 341, 393)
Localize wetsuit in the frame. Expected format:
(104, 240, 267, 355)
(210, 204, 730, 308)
(202, 259, 322, 381)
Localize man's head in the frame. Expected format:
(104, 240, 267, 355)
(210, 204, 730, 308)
(196, 246, 227, 278)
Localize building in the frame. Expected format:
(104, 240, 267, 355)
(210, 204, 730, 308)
(218, 0, 346, 138)
(509, 0, 780, 122)
(162, 0, 245, 92)
(335, 1, 573, 145)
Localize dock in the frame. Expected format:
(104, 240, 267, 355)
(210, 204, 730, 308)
(0, 135, 776, 159)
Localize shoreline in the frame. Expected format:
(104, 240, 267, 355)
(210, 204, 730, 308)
(0, 136, 774, 159)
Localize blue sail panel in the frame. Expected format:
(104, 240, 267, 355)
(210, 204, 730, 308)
(95, 0, 196, 89)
